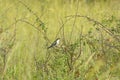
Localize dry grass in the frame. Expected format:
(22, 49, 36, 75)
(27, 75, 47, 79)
(0, 0, 120, 80)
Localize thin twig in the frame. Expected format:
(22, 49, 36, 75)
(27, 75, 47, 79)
(69, 0, 80, 43)
(66, 15, 120, 42)
(73, 26, 83, 63)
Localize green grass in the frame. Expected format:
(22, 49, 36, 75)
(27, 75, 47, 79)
(0, 0, 120, 80)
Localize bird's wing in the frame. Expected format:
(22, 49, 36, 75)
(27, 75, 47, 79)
(47, 41, 56, 49)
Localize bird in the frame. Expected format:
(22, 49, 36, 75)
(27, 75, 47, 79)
(47, 38, 60, 49)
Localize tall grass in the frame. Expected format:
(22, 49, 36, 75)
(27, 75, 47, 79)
(0, 0, 120, 80)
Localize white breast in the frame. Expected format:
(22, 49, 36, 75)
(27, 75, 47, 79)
(56, 40, 60, 45)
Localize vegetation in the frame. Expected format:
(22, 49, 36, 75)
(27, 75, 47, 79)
(0, 0, 120, 80)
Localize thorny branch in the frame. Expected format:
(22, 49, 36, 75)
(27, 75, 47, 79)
(66, 15, 120, 42)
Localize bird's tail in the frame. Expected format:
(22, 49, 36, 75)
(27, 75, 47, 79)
(47, 47, 50, 49)
(47, 46, 52, 49)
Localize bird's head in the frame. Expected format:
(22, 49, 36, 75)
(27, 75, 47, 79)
(56, 38, 60, 40)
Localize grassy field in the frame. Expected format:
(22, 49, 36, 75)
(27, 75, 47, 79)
(0, 0, 120, 80)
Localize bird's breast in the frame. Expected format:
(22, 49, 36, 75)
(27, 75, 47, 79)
(56, 40, 60, 45)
